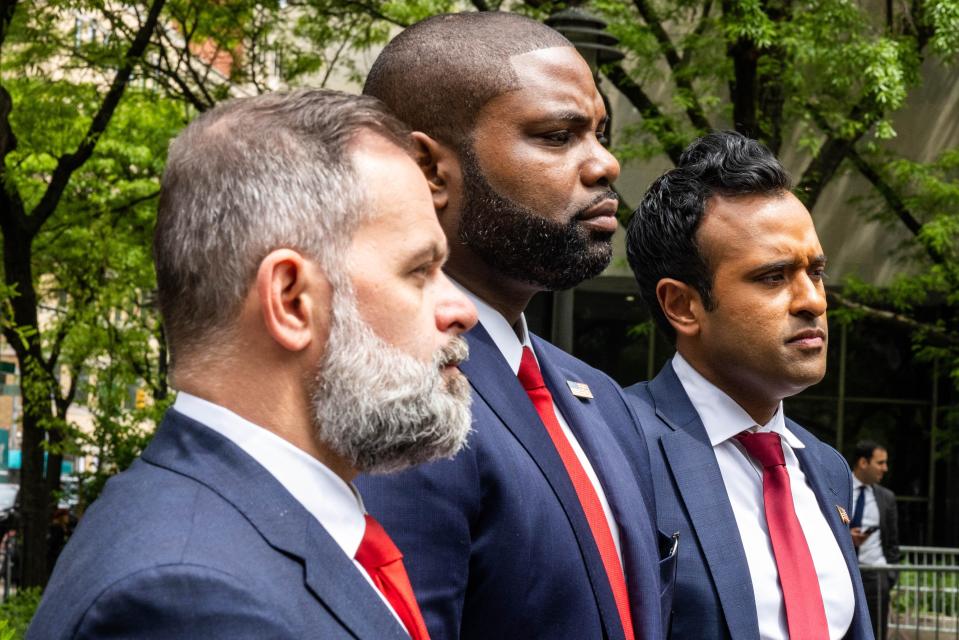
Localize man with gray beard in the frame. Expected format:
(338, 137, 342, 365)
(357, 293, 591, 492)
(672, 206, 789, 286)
(28, 89, 477, 640)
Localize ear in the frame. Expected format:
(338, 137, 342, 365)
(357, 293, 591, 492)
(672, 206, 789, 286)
(411, 131, 458, 212)
(255, 249, 331, 353)
(656, 278, 702, 338)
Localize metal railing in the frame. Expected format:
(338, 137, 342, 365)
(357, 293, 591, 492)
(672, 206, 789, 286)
(862, 546, 959, 639)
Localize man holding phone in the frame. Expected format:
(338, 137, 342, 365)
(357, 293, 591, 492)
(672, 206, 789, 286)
(851, 440, 900, 639)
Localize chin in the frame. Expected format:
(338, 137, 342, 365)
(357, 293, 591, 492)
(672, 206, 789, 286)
(786, 371, 827, 395)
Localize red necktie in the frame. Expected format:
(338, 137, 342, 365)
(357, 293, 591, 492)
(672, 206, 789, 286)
(355, 514, 431, 640)
(517, 347, 635, 640)
(736, 431, 829, 640)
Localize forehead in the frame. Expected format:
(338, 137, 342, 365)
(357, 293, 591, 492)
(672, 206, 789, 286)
(698, 192, 822, 268)
(478, 46, 605, 124)
(349, 132, 445, 255)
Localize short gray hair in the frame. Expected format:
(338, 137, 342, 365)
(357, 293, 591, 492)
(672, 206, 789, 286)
(154, 89, 411, 367)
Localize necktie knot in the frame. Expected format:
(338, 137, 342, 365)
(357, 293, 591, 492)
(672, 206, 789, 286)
(517, 346, 546, 391)
(735, 431, 786, 469)
(355, 514, 403, 570)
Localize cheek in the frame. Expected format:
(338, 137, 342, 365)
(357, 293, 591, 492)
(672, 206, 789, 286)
(488, 157, 579, 210)
(361, 289, 440, 360)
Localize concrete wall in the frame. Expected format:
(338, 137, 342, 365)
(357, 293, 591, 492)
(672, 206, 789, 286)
(601, 55, 959, 286)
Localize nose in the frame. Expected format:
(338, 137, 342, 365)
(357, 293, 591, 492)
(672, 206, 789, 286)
(435, 272, 478, 335)
(790, 271, 827, 318)
(581, 136, 620, 187)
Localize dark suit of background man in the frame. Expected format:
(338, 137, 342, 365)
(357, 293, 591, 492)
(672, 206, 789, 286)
(356, 12, 673, 640)
(623, 131, 873, 640)
(28, 90, 480, 639)
(850, 441, 900, 639)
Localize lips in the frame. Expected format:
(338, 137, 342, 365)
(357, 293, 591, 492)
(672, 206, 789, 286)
(578, 198, 619, 233)
(786, 328, 826, 348)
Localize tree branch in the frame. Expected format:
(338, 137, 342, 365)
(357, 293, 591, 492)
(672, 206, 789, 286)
(0, 0, 18, 54)
(0, 85, 28, 232)
(342, 1, 409, 28)
(843, 146, 945, 265)
(149, 30, 213, 112)
(681, 0, 713, 66)
(632, 0, 711, 133)
(796, 100, 877, 210)
(800, 102, 942, 264)
(320, 17, 360, 88)
(603, 63, 685, 165)
(828, 290, 959, 347)
(28, 0, 167, 235)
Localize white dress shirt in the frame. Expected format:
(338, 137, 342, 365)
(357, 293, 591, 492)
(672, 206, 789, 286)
(454, 282, 623, 565)
(172, 393, 406, 629)
(672, 353, 855, 640)
(852, 476, 887, 565)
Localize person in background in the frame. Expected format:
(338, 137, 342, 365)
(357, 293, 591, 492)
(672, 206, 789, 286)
(851, 440, 900, 639)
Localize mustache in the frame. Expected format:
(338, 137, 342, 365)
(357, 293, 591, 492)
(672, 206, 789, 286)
(435, 336, 469, 369)
(575, 189, 619, 219)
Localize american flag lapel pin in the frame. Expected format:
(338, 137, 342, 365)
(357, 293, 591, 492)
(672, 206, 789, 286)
(836, 505, 850, 525)
(566, 380, 593, 399)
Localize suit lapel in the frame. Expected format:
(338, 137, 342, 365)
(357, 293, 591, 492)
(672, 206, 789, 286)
(143, 411, 409, 640)
(790, 430, 848, 548)
(461, 324, 625, 640)
(648, 364, 760, 640)
(531, 335, 662, 638)
(791, 427, 871, 639)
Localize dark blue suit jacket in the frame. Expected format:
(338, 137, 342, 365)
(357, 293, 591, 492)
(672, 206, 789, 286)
(625, 363, 873, 640)
(28, 410, 411, 640)
(358, 324, 674, 640)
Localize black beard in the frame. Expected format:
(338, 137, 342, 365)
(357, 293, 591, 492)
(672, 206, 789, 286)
(457, 146, 615, 291)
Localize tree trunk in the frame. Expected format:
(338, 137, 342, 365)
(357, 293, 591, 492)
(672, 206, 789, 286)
(1, 225, 55, 587)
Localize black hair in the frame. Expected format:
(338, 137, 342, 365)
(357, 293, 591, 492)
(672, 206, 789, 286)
(625, 130, 792, 341)
(363, 12, 571, 147)
(853, 440, 885, 465)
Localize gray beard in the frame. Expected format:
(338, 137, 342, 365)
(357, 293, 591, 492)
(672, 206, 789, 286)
(310, 291, 473, 474)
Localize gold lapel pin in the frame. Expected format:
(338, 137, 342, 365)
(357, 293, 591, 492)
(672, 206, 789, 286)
(836, 505, 850, 525)
(566, 380, 593, 399)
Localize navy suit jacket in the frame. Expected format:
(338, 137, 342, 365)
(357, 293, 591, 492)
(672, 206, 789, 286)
(624, 363, 873, 640)
(28, 410, 411, 640)
(357, 324, 674, 640)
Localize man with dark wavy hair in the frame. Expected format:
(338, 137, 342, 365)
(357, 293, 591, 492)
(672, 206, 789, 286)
(624, 130, 872, 639)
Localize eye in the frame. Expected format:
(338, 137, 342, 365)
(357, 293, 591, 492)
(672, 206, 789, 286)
(596, 131, 609, 146)
(757, 271, 786, 284)
(540, 130, 572, 145)
(411, 263, 432, 277)
(809, 267, 827, 281)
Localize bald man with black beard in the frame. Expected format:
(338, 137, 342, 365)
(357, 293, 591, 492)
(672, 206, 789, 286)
(356, 12, 675, 640)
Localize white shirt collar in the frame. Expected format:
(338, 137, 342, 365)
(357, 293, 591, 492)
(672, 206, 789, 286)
(671, 352, 803, 449)
(852, 475, 869, 491)
(452, 279, 532, 374)
(172, 392, 367, 558)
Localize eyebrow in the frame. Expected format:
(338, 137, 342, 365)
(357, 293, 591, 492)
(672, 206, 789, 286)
(751, 254, 828, 273)
(406, 242, 447, 267)
(544, 111, 609, 128)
